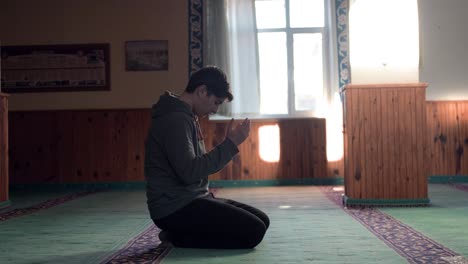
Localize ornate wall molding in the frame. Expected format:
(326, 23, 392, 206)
(188, 0, 203, 76)
(335, 0, 350, 92)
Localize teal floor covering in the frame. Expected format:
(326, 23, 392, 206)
(1, 184, 467, 263)
(0, 190, 85, 213)
(0, 190, 152, 264)
(380, 184, 468, 258)
(162, 187, 406, 264)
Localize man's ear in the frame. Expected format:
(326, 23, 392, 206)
(195, 85, 208, 97)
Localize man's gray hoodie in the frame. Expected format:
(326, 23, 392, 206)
(144, 92, 239, 220)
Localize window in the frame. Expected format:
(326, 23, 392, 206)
(254, 0, 329, 116)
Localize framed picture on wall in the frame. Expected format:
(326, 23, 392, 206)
(0, 43, 111, 93)
(125, 40, 168, 71)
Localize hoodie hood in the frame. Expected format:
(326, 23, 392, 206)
(151, 91, 194, 118)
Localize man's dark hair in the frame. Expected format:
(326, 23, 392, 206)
(185, 66, 233, 102)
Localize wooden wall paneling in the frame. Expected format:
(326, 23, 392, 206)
(104, 111, 123, 182)
(239, 120, 278, 180)
(73, 112, 93, 182)
(436, 103, 445, 175)
(90, 111, 116, 182)
(345, 85, 358, 198)
(426, 102, 440, 176)
(314, 118, 327, 178)
(386, 89, 397, 198)
(407, 88, 417, 198)
(356, 87, 367, 198)
(241, 121, 257, 180)
(341, 93, 347, 181)
(369, 88, 379, 199)
(393, 89, 402, 198)
(277, 121, 290, 178)
(7, 100, 468, 187)
(9, 112, 57, 184)
(371, 88, 382, 199)
(454, 102, 464, 175)
(401, 88, 410, 198)
(278, 119, 326, 179)
(9, 113, 30, 183)
(0, 94, 8, 203)
(426, 101, 468, 177)
(415, 88, 428, 197)
(396, 88, 407, 198)
(411, 88, 420, 198)
(326, 160, 344, 179)
(56, 111, 74, 183)
(342, 92, 347, 192)
(365, 87, 381, 199)
(447, 103, 457, 175)
(398, 89, 407, 198)
(202, 118, 325, 181)
(406, 88, 415, 197)
(86, 112, 105, 182)
(350, 88, 363, 198)
(244, 122, 257, 180)
(458, 102, 468, 174)
(125, 110, 151, 182)
(348, 86, 357, 198)
(359, 88, 370, 198)
(343, 84, 428, 204)
(380, 88, 390, 199)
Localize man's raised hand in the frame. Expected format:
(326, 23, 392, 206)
(226, 118, 251, 146)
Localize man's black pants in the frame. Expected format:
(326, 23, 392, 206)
(153, 194, 270, 249)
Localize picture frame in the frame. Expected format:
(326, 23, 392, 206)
(0, 43, 110, 93)
(125, 40, 168, 71)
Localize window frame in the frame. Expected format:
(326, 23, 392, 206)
(254, 0, 332, 118)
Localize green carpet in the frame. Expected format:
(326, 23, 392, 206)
(380, 184, 468, 257)
(161, 187, 407, 264)
(0, 190, 84, 213)
(0, 190, 152, 264)
(2, 185, 467, 263)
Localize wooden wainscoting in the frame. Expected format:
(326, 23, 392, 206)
(9, 110, 151, 184)
(9, 110, 330, 184)
(200, 118, 329, 180)
(1, 94, 9, 203)
(426, 101, 468, 176)
(7, 101, 468, 185)
(343, 83, 428, 200)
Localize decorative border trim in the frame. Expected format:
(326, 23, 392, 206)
(0, 191, 97, 222)
(188, 0, 203, 76)
(100, 225, 172, 264)
(322, 187, 464, 264)
(343, 195, 430, 207)
(210, 178, 344, 188)
(8, 176, 468, 192)
(10, 182, 146, 192)
(335, 0, 350, 92)
(429, 176, 468, 183)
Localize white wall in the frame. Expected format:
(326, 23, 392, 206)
(419, 0, 468, 100)
(0, 0, 188, 110)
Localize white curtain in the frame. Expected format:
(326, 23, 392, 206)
(204, 0, 260, 117)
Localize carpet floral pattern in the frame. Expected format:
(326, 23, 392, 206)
(322, 186, 467, 264)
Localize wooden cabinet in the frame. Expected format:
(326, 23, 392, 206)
(342, 83, 429, 206)
(0, 93, 9, 208)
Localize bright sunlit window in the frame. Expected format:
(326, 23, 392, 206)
(258, 125, 280, 162)
(255, 0, 329, 116)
